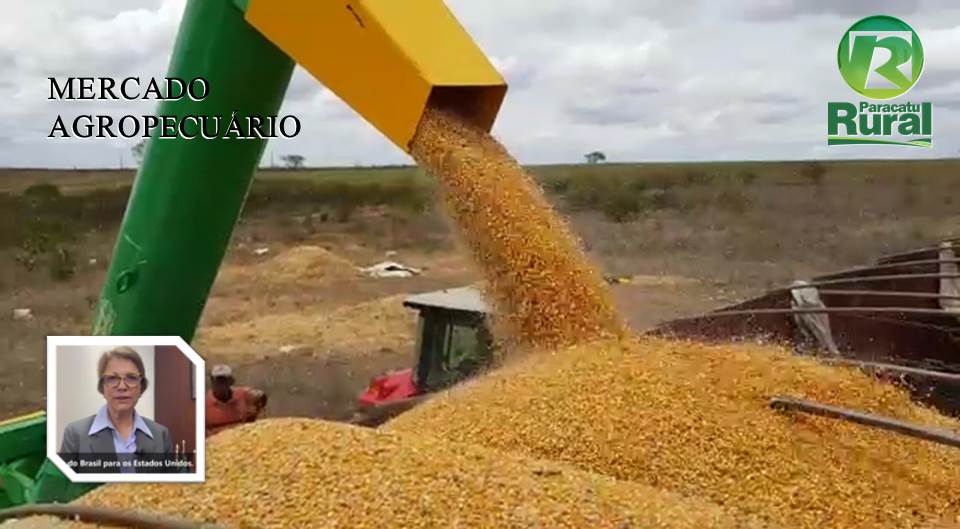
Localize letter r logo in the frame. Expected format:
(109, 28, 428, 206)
(837, 16, 924, 100)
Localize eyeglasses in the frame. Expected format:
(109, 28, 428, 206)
(101, 373, 142, 388)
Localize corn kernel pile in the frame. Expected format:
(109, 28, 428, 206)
(388, 337, 960, 529)
(410, 108, 626, 349)
(53, 418, 771, 529)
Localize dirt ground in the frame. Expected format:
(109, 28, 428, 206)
(1, 174, 957, 421)
(0, 209, 729, 421)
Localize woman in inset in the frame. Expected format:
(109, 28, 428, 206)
(59, 346, 173, 473)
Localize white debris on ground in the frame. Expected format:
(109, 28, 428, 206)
(253, 247, 271, 257)
(12, 308, 33, 321)
(359, 261, 422, 278)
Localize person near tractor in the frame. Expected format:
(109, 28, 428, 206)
(205, 364, 267, 436)
(59, 346, 173, 473)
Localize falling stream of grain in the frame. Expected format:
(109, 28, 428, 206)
(409, 107, 626, 349)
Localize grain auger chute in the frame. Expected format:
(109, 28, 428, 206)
(0, 0, 507, 508)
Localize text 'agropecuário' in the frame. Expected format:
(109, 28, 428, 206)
(47, 77, 301, 140)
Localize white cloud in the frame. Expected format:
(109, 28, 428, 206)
(920, 24, 960, 73)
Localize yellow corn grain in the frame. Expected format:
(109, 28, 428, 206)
(44, 418, 775, 529)
(410, 107, 626, 349)
(388, 337, 960, 529)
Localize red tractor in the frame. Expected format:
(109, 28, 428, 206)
(352, 287, 495, 426)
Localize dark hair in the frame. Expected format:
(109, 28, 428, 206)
(96, 346, 149, 393)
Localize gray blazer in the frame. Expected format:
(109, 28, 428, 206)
(59, 414, 174, 473)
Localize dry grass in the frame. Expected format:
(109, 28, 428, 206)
(214, 245, 360, 286)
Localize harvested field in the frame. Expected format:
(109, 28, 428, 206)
(622, 274, 701, 287)
(195, 294, 416, 360)
(388, 337, 960, 529)
(30, 418, 774, 529)
(410, 108, 625, 349)
(214, 245, 360, 286)
(3, 160, 956, 420)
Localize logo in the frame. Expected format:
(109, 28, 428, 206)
(828, 15, 932, 148)
(838, 15, 924, 100)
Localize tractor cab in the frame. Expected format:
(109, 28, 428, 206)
(354, 287, 494, 425)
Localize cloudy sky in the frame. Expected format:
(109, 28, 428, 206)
(2, 0, 960, 168)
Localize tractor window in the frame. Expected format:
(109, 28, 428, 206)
(446, 323, 480, 371)
(417, 312, 492, 392)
